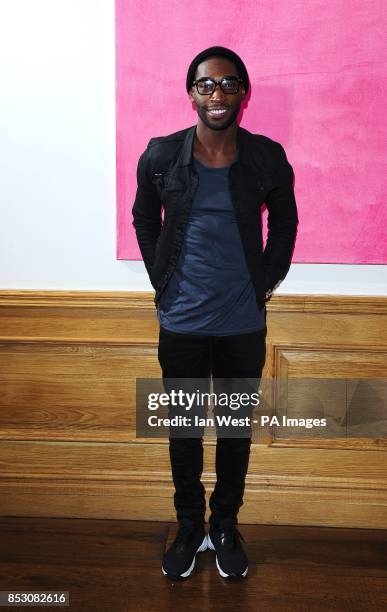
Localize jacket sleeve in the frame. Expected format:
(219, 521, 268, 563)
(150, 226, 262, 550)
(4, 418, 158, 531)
(131, 144, 162, 286)
(263, 143, 299, 298)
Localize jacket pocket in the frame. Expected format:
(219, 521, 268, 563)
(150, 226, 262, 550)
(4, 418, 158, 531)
(151, 172, 166, 196)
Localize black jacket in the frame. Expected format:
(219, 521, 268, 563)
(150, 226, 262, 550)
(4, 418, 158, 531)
(132, 124, 298, 309)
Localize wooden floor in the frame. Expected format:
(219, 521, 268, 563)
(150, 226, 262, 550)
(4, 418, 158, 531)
(0, 518, 386, 612)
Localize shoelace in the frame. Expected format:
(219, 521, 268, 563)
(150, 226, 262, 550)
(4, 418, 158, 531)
(220, 525, 245, 551)
(173, 521, 197, 549)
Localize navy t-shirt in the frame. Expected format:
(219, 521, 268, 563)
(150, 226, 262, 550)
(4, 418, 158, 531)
(156, 158, 266, 335)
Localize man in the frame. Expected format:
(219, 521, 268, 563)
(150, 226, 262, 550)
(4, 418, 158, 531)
(132, 46, 298, 580)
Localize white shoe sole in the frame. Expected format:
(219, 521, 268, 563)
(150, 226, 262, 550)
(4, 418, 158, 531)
(207, 533, 248, 578)
(162, 534, 208, 578)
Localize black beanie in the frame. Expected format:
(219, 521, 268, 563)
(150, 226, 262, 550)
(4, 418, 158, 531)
(186, 46, 249, 94)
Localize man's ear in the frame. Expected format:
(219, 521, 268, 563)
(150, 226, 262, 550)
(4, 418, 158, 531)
(188, 88, 195, 103)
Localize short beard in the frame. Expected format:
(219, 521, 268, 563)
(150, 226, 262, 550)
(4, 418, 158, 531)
(196, 104, 240, 131)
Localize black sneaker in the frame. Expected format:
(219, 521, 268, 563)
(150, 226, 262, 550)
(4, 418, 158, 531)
(207, 518, 248, 578)
(162, 518, 208, 580)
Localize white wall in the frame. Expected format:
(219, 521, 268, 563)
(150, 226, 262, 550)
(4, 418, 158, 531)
(0, 0, 385, 296)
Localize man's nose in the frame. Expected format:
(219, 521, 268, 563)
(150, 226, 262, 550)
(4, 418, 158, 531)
(210, 83, 226, 100)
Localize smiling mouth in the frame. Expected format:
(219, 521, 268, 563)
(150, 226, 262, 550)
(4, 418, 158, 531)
(207, 107, 228, 118)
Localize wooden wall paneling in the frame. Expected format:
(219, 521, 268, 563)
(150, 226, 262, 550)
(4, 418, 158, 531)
(0, 291, 386, 528)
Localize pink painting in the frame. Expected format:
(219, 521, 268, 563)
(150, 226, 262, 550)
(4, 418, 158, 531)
(115, 0, 387, 264)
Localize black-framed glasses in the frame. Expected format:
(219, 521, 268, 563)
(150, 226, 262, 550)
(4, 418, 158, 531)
(192, 77, 243, 95)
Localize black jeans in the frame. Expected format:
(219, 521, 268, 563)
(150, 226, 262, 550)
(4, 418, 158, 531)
(157, 323, 267, 527)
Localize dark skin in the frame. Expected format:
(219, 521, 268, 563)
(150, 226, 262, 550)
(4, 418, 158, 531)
(188, 56, 246, 168)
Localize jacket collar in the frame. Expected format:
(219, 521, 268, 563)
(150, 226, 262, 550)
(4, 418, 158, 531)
(177, 124, 251, 167)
